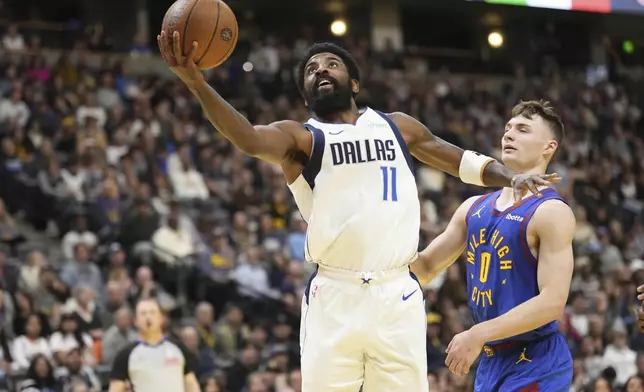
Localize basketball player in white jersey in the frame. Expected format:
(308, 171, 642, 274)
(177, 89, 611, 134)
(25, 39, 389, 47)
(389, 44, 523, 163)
(158, 32, 557, 391)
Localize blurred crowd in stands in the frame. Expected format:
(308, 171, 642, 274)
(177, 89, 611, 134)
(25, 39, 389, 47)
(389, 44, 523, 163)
(0, 10, 642, 392)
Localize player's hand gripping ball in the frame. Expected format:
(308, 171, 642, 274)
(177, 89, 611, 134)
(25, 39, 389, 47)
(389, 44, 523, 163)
(160, 0, 238, 70)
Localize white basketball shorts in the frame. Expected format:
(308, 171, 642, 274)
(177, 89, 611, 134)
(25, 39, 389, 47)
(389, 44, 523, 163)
(299, 265, 428, 392)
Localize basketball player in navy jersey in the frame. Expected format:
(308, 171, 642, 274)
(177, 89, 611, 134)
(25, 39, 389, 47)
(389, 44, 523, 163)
(159, 30, 560, 391)
(414, 100, 574, 391)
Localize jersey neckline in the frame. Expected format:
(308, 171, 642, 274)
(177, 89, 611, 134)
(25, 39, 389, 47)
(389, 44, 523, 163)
(306, 107, 371, 127)
(489, 188, 556, 216)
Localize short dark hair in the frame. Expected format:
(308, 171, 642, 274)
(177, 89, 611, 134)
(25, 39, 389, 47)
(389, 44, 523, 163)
(136, 297, 163, 313)
(295, 42, 361, 98)
(511, 99, 565, 143)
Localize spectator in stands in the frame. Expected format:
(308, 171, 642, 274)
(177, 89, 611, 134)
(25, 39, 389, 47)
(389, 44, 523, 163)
(128, 266, 176, 314)
(151, 201, 195, 265)
(603, 319, 638, 385)
(101, 281, 129, 327)
(12, 313, 52, 370)
(275, 369, 302, 392)
(201, 376, 222, 392)
(0, 88, 30, 128)
(92, 177, 122, 237)
(61, 285, 103, 338)
(18, 354, 61, 392)
(33, 266, 68, 322)
(194, 302, 216, 351)
(226, 345, 260, 392)
(54, 347, 101, 392)
(0, 246, 19, 294)
(100, 308, 136, 365)
(61, 215, 97, 261)
(37, 159, 73, 231)
(2, 23, 25, 51)
(233, 247, 276, 301)
(76, 94, 106, 130)
(26, 55, 51, 84)
(60, 245, 103, 298)
(118, 197, 159, 253)
(0, 322, 11, 388)
(625, 375, 644, 392)
(19, 250, 47, 296)
(580, 336, 605, 381)
(169, 151, 209, 201)
(180, 325, 217, 379)
(60, 157, 87, 203)
(590, 376, 612, 392)
(77, 116, 108, 155)
(285, 214, 306, 262)
(49, 313, 94, 366)
(0, 198, 24, 252)
(197, 228, 236, 313)
(215, 304, 248, 361)
(13, 291, 50, 337)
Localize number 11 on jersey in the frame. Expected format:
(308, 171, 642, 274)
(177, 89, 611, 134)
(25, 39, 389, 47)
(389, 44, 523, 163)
(380, 166, 398, 201)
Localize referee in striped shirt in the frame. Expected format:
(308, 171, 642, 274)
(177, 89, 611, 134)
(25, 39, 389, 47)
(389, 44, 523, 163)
(108, 298, 201, 392)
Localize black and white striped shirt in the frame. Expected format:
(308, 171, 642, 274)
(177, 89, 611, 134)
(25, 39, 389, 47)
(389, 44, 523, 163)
(110, 337, 197, 392)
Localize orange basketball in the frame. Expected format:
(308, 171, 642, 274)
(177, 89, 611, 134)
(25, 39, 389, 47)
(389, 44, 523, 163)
(162, 0, 238, 70)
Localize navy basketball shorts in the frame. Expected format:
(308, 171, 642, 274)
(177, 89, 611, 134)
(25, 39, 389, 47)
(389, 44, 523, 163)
(474, 333, 573, 392)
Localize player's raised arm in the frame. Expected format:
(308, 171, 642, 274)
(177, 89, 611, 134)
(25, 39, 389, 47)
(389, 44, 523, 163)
(157, 31, 310, 164)
(389, 112, 560, 200)
(411, 196, 478, 284)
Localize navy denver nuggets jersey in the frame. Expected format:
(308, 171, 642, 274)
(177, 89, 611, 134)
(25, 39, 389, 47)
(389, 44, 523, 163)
(464, 188, 565, 344)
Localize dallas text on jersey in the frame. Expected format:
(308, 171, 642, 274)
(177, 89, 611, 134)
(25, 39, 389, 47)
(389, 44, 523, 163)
(330, 138, 396, 166)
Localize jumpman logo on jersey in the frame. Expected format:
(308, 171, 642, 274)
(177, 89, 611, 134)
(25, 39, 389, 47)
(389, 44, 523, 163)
(472, 206, 485, 219)
(516, 348, 532, 364)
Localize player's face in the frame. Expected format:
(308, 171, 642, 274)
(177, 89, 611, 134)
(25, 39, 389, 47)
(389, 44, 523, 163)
(135, 300, 163, 333)
(302, 53, 356, 118)
(501, 115, 557, 171)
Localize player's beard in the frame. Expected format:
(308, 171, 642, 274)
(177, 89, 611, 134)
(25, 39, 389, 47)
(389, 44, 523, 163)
(306, 76, 353, 119)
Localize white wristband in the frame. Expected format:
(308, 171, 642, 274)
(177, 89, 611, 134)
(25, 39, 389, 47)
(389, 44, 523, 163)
(459, 150, 496, 186)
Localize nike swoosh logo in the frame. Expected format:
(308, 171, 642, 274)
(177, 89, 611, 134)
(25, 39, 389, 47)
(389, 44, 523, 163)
(329, 130, 344, 135)
(402, 289, 418, 301)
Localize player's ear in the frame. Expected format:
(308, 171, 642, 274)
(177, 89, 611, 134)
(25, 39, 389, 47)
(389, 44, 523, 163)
(544, 139, 558, 156)
(351, 80, 359, 95)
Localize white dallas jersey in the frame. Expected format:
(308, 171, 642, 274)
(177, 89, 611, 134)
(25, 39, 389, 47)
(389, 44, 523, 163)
(288, 108, 420, 272)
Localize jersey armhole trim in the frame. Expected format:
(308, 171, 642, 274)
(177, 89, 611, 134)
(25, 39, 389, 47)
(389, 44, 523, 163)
(519, 195, 566, 266)
(374, 110, 414, 173)
(302, 124, 325, 190)
(465, 193, 493, 222)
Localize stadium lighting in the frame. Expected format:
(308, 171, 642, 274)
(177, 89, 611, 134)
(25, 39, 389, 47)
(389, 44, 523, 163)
(488, 31, 504, 48)
(330, 19, 347, 36)
(243, 62, 254, 72)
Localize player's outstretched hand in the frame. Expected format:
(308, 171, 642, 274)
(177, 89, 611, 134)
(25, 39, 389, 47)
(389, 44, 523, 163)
(511, 173, 562, 204)
(157, 30, 204, 88)
(445, 329, 484, 376)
